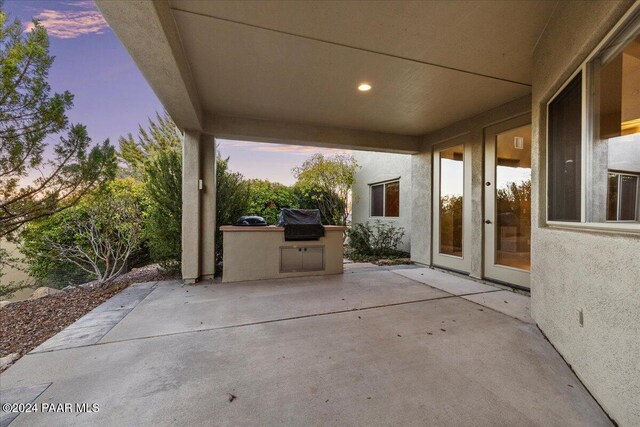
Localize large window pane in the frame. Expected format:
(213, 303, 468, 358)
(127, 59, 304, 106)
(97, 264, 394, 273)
(548, 74, 582, 221)
(596, 33, 640, 223)
(371, 185, 384, 216)
(371, 184, 384, 216)
(384, 182, 400, 217)
(439, 146, 464, 257)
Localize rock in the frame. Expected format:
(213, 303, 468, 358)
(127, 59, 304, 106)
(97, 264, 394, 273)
(62, 285, 77, 291)
(80, 280, 99, 289)
(0, 300, 12, 308)
(30, 287, 62, 299)
(0, 353, 20, 370)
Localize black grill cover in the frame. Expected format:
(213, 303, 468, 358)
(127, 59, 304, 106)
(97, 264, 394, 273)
(277, 209, 325, 241)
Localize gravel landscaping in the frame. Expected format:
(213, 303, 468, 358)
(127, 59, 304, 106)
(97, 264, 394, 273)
(0, 265, 179, 372)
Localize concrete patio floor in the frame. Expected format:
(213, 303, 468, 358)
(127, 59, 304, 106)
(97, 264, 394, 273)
(1, 264, 611, 426)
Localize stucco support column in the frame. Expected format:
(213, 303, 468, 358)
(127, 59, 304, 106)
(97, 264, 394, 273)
(410, 150, 432, 265)
(199, 136, 216, 280)
(182, 130, 202, 283)
(469, 129, 484, 279)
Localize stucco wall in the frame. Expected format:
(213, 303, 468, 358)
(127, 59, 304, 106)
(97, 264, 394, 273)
(352, 151, 412, 252)
(221, 227, 344, 282)
(0, 239, 30, 285)
(530, 2, 639, 425)
(411, 150, 432, 265)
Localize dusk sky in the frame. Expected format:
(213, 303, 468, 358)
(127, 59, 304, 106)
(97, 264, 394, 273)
(4, 0, 348, 185)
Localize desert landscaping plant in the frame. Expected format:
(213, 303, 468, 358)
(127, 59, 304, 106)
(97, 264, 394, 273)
(21, 179, 146, 287)
(44, 185, 144, 286)
(347, 221, 407, 261)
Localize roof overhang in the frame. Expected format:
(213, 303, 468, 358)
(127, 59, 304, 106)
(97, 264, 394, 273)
(97, 0, 556, 153)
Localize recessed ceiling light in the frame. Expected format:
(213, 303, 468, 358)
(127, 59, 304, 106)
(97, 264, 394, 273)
(358, 83, 372, 92)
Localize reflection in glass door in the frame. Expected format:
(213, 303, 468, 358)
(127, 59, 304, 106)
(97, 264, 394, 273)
(484, 117, 531, 288)
(439, 146, 464, 257)
(433, 136, 472, 273)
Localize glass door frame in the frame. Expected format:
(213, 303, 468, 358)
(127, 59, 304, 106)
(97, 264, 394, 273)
(432, 134, 473, 273)
(483, 115, 531, 288)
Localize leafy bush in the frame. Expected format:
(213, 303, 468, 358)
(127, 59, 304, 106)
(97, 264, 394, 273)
(247, 179, 298, 225)
(143, 147, 182, 270)
(20, 179, 147, 288)
(347, 221, 407, 259)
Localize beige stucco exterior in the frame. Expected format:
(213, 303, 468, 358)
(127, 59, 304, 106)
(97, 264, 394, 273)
(220, 226, 345, 283)
(181, 131, 216, 283)
(98, 2, 640, 424)
(351, 151, 412, 252)
(529, 2, 639, 425)
(0, 239, 35, 301)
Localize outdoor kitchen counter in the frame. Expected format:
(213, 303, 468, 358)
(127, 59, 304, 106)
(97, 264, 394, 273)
(220, 225, 347, 283)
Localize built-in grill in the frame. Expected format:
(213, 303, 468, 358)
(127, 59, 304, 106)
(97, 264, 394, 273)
(277, 208, 325, 241)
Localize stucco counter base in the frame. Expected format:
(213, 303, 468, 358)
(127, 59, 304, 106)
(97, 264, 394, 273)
(220, 225, 346, 283)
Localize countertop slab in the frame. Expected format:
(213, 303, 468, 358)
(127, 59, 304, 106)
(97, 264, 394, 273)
(220, 225, 347, 232)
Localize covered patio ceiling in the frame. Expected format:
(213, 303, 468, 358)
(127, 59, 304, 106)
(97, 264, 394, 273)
(97, 1, 556, 152)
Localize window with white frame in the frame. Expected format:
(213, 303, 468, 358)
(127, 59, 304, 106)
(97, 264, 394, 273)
(547, 10, 640, 228)
(370, 180, 400, 217)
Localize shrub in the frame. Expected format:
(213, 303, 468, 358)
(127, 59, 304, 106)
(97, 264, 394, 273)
(247, 179, 298, 225)
(143, 147, 182, 270)
(20, 178, 147, 288)
(347, 221, 406, 259)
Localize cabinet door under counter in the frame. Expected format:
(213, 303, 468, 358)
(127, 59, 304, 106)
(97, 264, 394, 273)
(280, 246, 324, 273)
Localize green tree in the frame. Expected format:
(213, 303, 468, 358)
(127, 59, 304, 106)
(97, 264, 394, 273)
(247, 179, 298, 224)
(292, 154, 358, 225)
(119, 113, 182, 177)
(119, 114, 182, 269)
(0, 10, 115, 295)
(0, 11, 116, 237)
